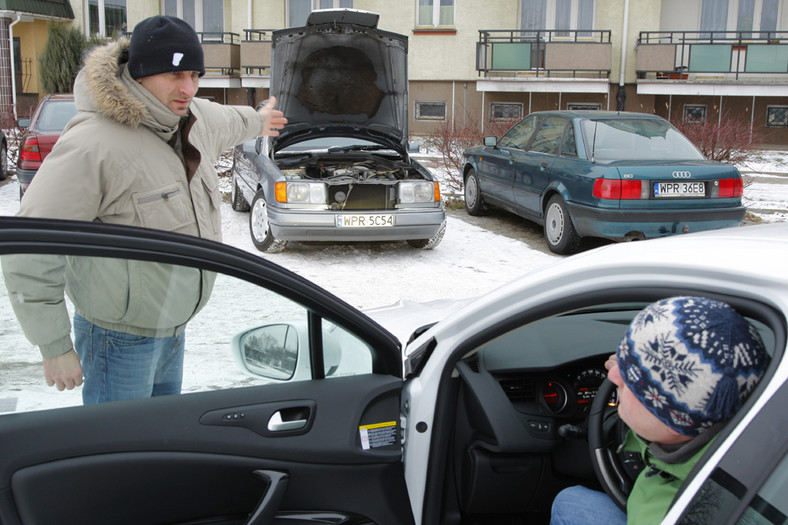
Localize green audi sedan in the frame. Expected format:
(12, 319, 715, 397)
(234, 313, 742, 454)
(462, 111, 745, 254)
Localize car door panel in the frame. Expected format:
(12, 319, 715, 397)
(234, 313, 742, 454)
(0, 218, 410, 525)
(512, 117, 568, 216)
(0, 375, 410, 525)
(476, 148, 515, 205)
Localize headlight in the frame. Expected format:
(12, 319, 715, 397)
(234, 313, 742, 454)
(399, 181, 437, 204)
(276, 182, 326, 204)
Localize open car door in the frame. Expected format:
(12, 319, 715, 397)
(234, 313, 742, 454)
(0, 217, 413, 525)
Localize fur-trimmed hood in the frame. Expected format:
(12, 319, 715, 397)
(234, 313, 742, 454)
(74, 39, 149, 128)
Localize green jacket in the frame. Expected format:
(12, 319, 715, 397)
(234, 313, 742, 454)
(623, 431, 715, 525)
(2, 39, 264, 358)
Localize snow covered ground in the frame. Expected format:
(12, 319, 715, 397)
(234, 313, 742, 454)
(0, 151, 785, 413)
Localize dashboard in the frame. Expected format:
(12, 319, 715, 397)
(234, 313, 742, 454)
(498, 358, 612, 419)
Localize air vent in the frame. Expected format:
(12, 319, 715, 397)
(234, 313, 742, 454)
(499, 379, 538, 402)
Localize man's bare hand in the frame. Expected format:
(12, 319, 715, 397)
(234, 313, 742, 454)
(43, 349, 83, 391)
(257, 96, 287, 137)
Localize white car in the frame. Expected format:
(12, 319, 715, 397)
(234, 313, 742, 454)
(0, 216, 785, 525)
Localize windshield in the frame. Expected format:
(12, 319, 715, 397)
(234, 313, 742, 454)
(581, 118, 704, 162)
(35, 100, 78, 133)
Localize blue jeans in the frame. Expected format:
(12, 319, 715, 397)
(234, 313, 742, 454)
(550, 486, 627, 525)
(73, 313, 185, 405)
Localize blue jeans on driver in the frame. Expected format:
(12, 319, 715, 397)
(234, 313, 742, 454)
(73, 313, 185, 405)
(550, 485, 627, 525)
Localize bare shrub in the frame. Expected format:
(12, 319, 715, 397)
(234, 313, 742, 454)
(424, 115, 514, 194)
(671, 111, 771, 164)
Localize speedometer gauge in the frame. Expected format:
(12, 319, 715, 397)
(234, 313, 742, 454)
(573, 369, 608, 410)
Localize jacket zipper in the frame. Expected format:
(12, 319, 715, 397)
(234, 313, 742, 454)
(138, 188, 181, 204)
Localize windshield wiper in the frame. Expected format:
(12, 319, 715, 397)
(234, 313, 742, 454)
(327, 145, 390, 153)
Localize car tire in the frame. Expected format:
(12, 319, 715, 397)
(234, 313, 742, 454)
(464, 169, 487, 216)
(544, 195, 581, 255)
(231, 172, 250, 212)
(407, 220, 446, 250)
(250, 190, 287, 253)
(0, 142, 7, 181)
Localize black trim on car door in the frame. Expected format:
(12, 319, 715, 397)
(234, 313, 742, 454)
(0, 217, 410, 525)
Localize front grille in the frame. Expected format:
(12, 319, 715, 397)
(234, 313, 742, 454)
(329, 184, 395, 210)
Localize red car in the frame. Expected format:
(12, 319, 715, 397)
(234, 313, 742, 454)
(17, 93, 77, 198)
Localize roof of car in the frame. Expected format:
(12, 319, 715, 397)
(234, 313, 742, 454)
(407, 223, 788, 358)
(41, 93, 75, 101)
(529, 110, 666, 121)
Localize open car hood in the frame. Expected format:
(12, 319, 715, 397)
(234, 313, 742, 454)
(270, 9, 409, 154)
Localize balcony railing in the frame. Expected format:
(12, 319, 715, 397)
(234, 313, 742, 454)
(241, 29, 275, 76)
(637, 31, 788, 80)
(197, 32, 240, 76)
(477, 29, 612, 79)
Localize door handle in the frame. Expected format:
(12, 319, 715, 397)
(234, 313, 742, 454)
(267, 409, 308, 432)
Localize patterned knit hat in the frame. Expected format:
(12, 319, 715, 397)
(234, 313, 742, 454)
(617, 296, 768, 437)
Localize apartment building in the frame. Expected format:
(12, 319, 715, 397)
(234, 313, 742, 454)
(8, 0, 788, 144)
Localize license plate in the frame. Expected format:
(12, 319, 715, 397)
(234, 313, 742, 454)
(654, 181, 706, 198)
(336, 214, 395, 228)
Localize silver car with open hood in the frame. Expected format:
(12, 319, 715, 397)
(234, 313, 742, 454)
(231, 9, 446, 252)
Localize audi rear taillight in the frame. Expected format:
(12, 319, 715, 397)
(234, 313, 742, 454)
(20, 137, 41, 162)
(593, 179, 646, 200)
(718, 178, 743, 198)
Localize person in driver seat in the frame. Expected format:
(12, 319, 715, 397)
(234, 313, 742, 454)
(551, 296, 768, 525)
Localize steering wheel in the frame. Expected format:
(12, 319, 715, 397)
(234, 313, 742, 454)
(587, 378, 640, 511)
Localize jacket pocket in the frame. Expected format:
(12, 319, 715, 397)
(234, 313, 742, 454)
(199, 175, 222, 239)
(132, 183, 193, 232)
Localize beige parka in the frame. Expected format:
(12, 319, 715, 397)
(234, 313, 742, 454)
(3, 39, 266, 358)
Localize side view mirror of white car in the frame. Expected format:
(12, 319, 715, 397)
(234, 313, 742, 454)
(231, 321, 373, 381)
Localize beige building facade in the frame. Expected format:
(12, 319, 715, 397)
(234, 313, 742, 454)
(10, 0, 788, 144)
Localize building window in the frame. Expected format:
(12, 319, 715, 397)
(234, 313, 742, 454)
(701, 0, 778, 36)
(567, 103, 601, 110)
(417, 0, 455, 28)
(415, 101, 447, 120)
(319, 0, 354, 8)
(684, 104, 707, 123)
(490, 103, 523, 122)
(767, 106, 788, 127)
(88, 0, 127, 38)
(288, 0, 354, 27)
(522, 0, 594, 36)
(163, 0, 223, 35)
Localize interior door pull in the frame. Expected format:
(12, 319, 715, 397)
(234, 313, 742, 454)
(245, 470, 289, 525)
(267, 410, 308, 432)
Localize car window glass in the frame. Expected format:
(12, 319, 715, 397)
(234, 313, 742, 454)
(736, 455, 788, 524)
(475, 302, 775, 371)
(498, 115, 539, 149)
(580, 118, 705, 162)
(676, 458, 788, 525)
(0, 254, 375, 416)
(560, 122, 578, 157)
(35, 101, 78, 132)
(529, 116, 568, 155)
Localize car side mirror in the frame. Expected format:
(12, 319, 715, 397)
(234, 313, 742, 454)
(408, 141, 420, 153)
(235, 324, 299, 380)
(231, 322, 344, 381)
(17, 117, 30, 129)
(483, 136, 497, 147)
(255, 136, 267, 156)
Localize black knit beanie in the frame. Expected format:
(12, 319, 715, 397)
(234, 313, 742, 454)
(128, 15, 205, 79)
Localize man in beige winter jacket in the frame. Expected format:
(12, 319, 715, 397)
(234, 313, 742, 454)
(2, 15, 286, 403)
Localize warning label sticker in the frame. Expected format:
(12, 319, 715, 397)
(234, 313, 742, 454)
(359, 421, 398, 450)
